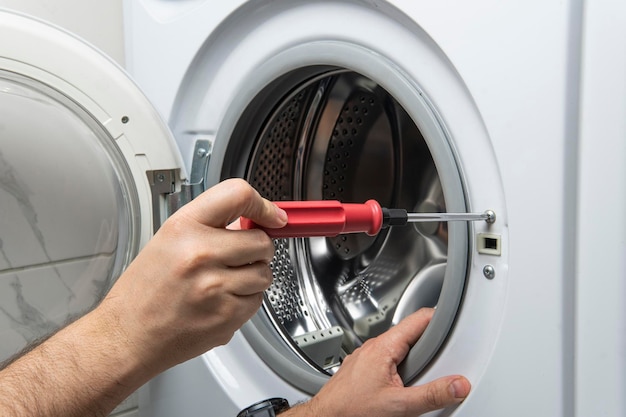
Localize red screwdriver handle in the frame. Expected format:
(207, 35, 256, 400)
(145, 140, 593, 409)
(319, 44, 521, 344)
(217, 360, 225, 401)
(240, 200, 383, 238)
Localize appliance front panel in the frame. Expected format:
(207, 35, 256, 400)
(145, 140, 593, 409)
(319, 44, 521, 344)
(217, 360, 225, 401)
(127, 1, 584, 416)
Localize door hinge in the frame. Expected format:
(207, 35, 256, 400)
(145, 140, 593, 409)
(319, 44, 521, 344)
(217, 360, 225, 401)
(147, 139, 212, 232)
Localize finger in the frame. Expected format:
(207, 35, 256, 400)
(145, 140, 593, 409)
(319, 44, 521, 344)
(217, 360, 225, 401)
(228, 292, 266, 326)
(402, 375, 471, 415)
(207, 228, 276, 267)
(378, 308, 434, 362)
(220, 263, 274, 296)
(184, 178, 287, 228)
(205, 292, 265, 347)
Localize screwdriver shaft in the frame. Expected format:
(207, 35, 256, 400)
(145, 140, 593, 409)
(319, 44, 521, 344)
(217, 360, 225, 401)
(406, 212, 492, 222)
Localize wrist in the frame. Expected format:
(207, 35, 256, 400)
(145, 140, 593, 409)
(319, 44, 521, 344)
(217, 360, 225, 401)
(85, 297, 157, 385)
(61, 306, 150, 397)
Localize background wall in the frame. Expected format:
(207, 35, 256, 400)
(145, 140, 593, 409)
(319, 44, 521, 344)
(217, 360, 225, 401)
(0, 1, 135, 416)
(0, 0, 125, 65)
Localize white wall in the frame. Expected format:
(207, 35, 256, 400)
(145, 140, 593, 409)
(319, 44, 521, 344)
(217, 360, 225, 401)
(0, 2, 135, 416)
(0, 0, 125, 65)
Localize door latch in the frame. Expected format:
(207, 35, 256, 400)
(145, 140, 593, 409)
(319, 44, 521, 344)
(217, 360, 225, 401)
(147, 139, 212, 232)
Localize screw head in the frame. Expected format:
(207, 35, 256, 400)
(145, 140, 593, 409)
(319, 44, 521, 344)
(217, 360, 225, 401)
(484, 210, 496, 224)
(483, 265, 496, 279)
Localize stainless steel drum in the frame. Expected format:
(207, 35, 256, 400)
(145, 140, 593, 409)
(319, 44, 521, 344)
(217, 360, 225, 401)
(222, 68, 468, 393)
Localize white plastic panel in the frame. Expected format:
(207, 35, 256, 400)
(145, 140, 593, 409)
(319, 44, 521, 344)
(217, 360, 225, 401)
(576, 0, 626, 415)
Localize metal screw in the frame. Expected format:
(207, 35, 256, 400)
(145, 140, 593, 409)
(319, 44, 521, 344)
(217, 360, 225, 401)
(483, 265, 496, 279)
(485, 210, 496, 224)
(196, 148, 208, 158)
(156, 174, 165, 183)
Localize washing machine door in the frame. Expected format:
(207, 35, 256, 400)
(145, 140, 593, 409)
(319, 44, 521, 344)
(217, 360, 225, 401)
(0, 10, 188, 362)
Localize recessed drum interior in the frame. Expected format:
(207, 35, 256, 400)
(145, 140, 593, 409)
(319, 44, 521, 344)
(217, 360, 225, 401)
(228, 67, 468, 393)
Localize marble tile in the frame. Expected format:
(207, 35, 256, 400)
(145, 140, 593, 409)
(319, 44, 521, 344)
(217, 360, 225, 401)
(0, 255, 116, 362)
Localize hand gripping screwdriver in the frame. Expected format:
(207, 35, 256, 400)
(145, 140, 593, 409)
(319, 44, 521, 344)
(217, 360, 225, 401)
(240, 200, 495, 238)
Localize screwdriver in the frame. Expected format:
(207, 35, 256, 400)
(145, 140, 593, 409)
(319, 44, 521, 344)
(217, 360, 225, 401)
(240, 200, 495, 238)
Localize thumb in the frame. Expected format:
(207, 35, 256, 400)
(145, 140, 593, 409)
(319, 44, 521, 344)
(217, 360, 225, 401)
(403, 375, 471, 415)
(182, 178, 287, 229)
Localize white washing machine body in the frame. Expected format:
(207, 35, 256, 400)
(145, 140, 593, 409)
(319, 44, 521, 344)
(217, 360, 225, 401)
(123, 1, 624, 417)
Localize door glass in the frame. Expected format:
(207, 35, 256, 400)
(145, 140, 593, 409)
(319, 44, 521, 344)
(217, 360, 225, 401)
(0, 71, 139, 362)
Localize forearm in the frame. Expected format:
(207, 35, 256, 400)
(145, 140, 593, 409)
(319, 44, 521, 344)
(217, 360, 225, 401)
(0, 305, 150, 417)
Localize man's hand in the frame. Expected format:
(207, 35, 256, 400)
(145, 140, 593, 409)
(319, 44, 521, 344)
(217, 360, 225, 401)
(101, 178, 288, 374)
(284, 308, 471, 417)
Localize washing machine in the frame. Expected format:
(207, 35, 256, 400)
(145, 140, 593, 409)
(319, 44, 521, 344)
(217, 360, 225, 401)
(124, 1, 625, 416)
(0, 1, 623, 417)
